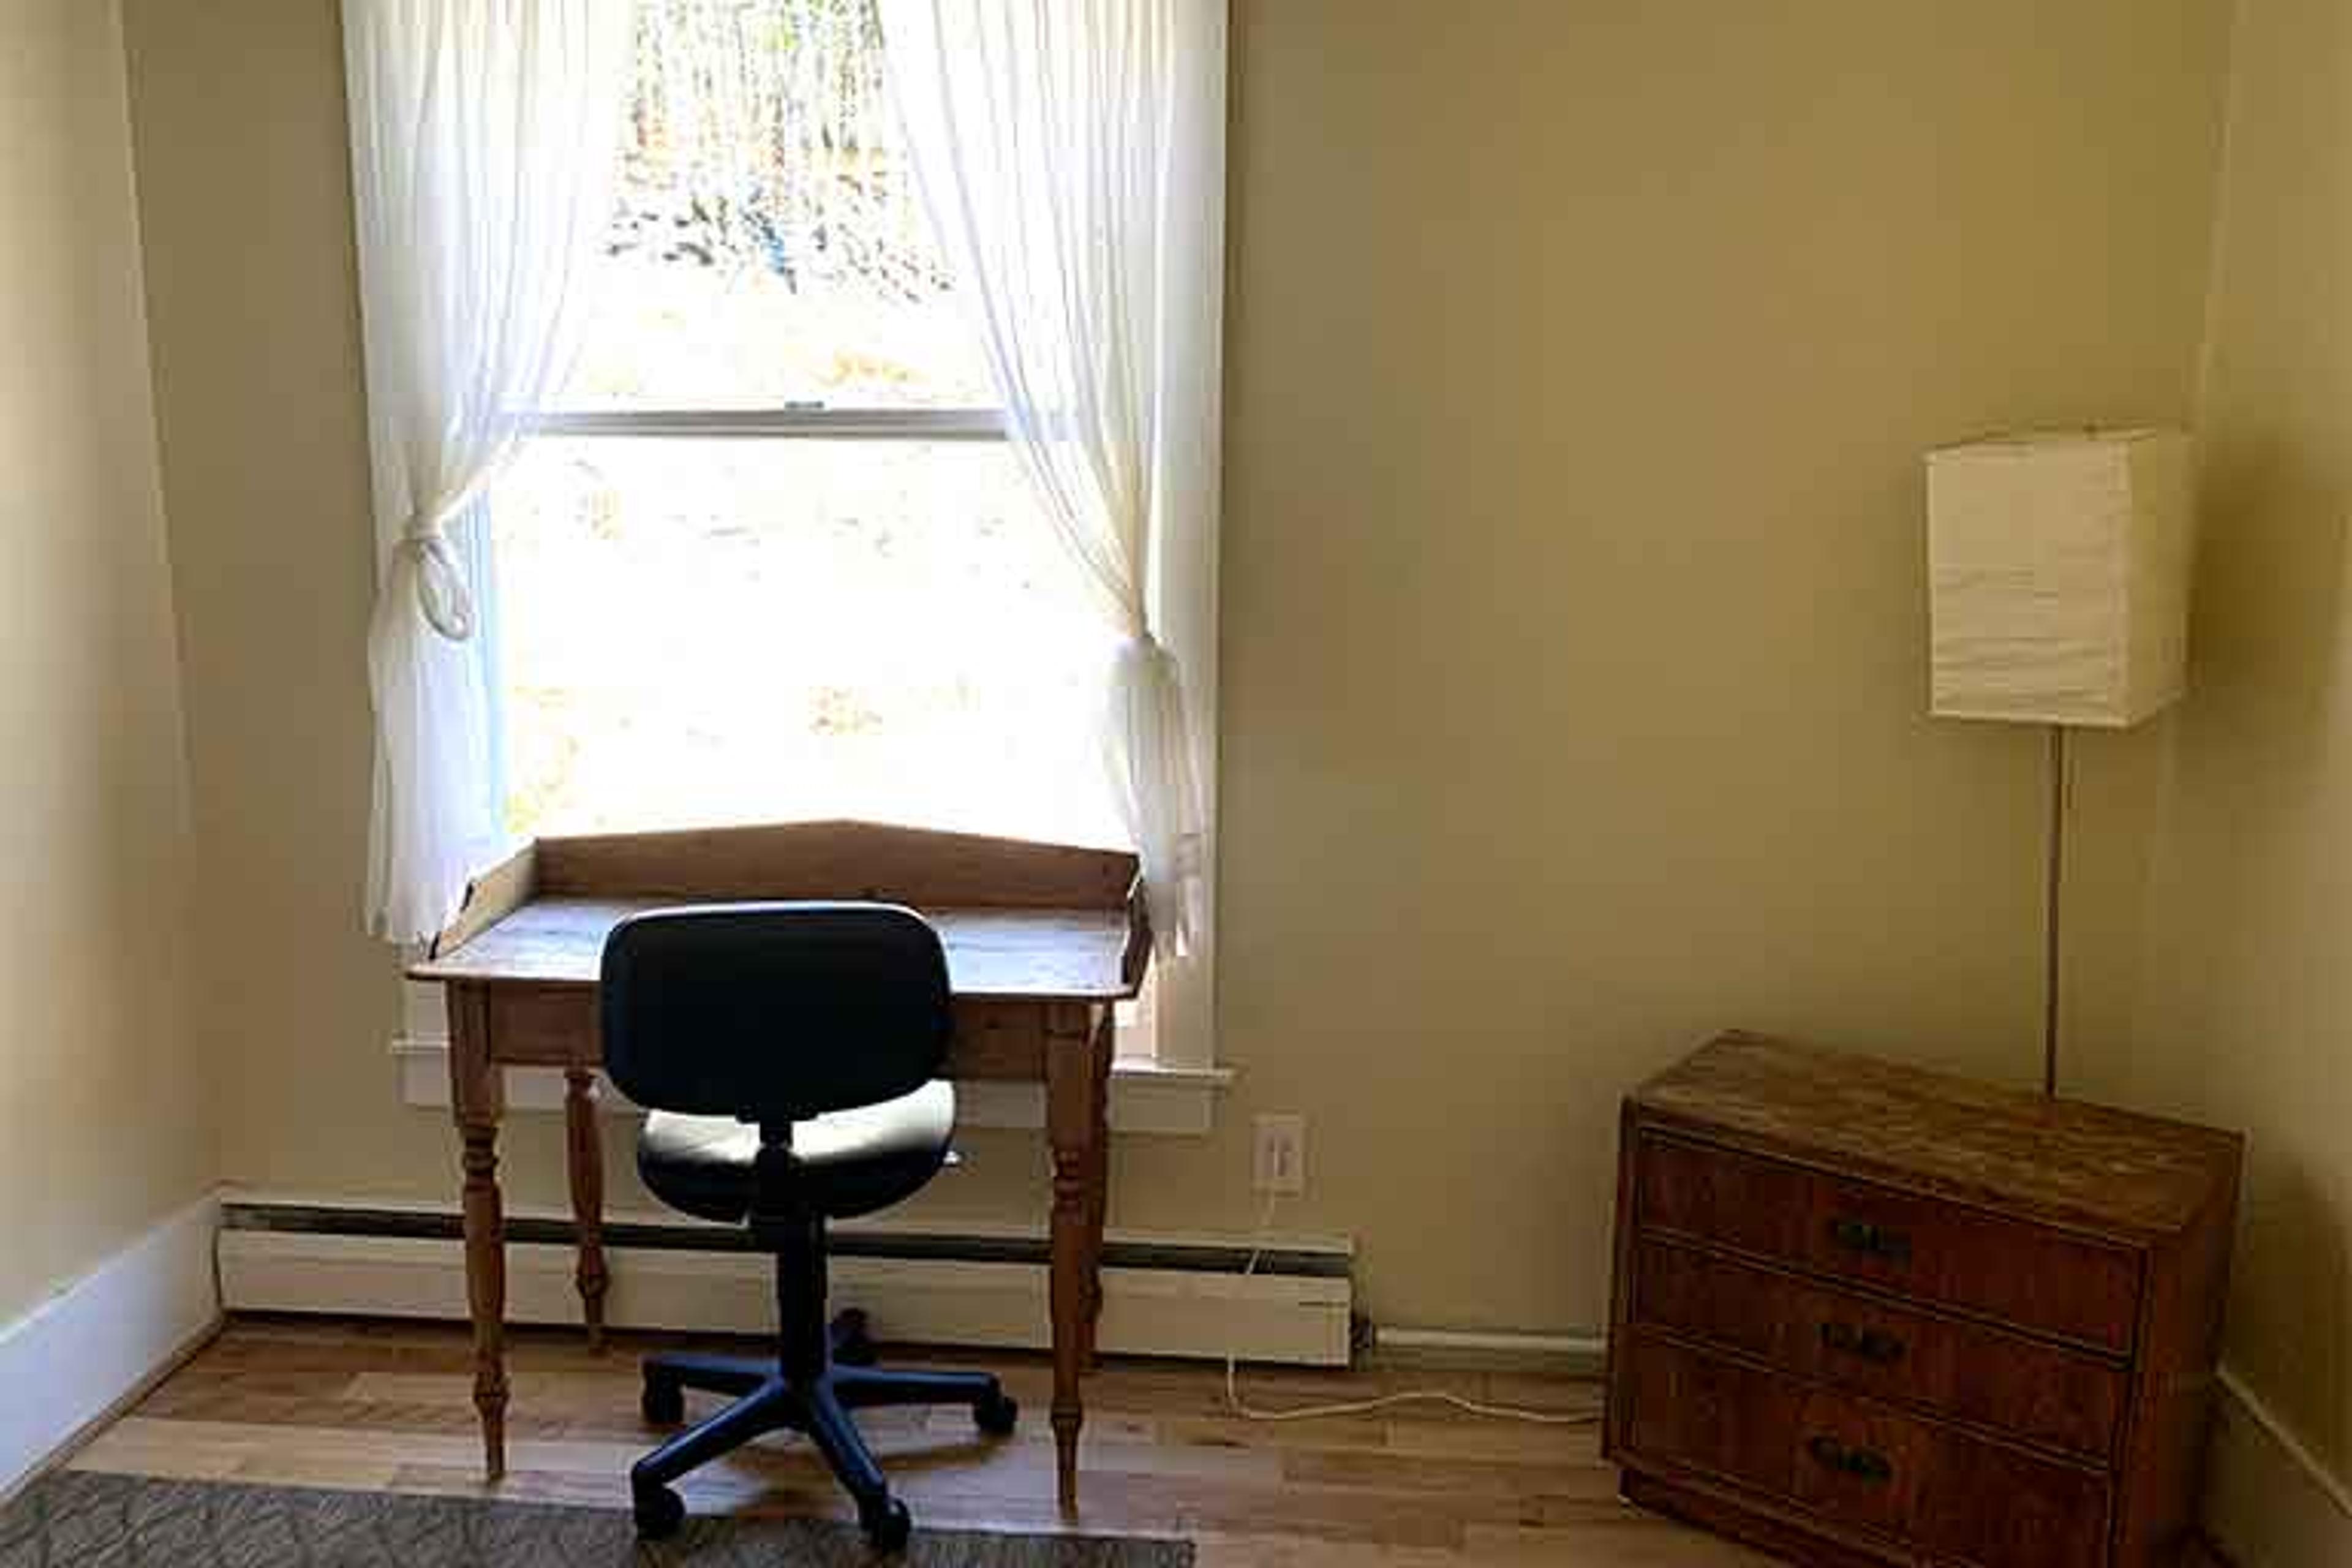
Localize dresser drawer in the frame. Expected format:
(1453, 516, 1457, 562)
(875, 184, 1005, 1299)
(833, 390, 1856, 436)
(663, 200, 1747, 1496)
(1635, 1134, 2144, 1352)
(1631, 1236, 2126, 1460)
(1618, 1334, 2111, 1568)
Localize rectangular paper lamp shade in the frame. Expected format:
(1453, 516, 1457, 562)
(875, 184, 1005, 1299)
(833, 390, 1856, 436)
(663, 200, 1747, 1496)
(1926, 429, 2195, 728)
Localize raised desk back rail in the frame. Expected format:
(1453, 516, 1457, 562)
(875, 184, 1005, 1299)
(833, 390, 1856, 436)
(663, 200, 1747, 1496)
(434, 820, 1144, 932)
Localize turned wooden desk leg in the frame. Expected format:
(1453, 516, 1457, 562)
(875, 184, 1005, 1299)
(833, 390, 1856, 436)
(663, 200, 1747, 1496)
(1045, 1003, 1112, 1512)
(1080, 1009, 1113, 1370)
(449, 986, 509, 1480)
(563, 1066, 609, 1353)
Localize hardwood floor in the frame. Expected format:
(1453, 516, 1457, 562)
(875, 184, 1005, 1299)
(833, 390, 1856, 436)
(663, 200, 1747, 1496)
(67, 1316, 1770, 1565)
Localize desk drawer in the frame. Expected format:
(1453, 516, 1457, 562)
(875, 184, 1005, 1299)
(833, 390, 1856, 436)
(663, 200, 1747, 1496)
(947, 1001, 1047, 1079)
(1631, 1237, 2125, 1460)
(1635, 1134, 2143, 1353)
(484, 984, 598, 1067)
(1619, 1334, 2109, 1568)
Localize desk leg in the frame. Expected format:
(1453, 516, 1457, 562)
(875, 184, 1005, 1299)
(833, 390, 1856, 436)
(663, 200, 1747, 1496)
(563, 1067, 609, 1352)
(1082, 1009, 1113, 1369)
(450, 986, 508, 1480)
(1046, 1003, 1112, 1512)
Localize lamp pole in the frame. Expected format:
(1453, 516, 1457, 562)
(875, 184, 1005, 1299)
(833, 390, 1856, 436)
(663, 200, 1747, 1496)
(2041, 724, 2069, 1097)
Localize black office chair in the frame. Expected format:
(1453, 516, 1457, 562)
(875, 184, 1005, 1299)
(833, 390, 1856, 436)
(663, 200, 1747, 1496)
(601, 902, 1019, 1551)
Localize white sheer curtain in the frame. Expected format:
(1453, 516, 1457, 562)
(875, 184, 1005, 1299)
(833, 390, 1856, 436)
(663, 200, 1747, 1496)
(342, 0, 631, 942)
(878, 0, 1226, 961)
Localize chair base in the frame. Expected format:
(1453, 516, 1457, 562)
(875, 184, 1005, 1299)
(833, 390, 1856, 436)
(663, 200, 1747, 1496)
(633, 1312, 1017, 1551)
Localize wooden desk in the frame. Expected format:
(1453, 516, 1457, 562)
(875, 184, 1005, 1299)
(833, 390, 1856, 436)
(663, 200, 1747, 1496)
(410, 820, 1148, 1509)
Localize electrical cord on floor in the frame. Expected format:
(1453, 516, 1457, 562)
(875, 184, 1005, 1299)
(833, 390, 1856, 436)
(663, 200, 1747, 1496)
(1219, 1194, 1604, 1427)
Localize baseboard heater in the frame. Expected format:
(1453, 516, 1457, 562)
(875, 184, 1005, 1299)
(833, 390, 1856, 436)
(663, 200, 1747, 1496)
(217, 1202, 1356, 1367)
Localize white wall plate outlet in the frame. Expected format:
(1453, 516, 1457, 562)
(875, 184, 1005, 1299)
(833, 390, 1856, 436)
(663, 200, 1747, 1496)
(1253, 1114, 1306, 1196)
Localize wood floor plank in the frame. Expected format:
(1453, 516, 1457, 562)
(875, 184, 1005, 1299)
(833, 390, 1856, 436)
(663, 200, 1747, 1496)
(66, 1317, 1763, 1566)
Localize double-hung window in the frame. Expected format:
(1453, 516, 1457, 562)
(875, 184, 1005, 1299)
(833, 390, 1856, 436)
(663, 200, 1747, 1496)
(470, 0, 1199, 1070)
(493, 0, 1121, 852)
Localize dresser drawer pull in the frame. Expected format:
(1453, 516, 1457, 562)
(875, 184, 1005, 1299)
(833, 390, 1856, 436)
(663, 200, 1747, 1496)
(1806, 1434, 1895, 1484)
(1819, 1321, 1906, 1365)
(1826, 1216, 1912, 1263)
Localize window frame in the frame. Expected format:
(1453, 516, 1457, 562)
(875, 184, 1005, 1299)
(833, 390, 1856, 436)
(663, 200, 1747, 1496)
(517, 405, 1009, 441)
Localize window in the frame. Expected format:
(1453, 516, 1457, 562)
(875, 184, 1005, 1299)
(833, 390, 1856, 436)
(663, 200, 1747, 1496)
(487, 0, 1125, 853)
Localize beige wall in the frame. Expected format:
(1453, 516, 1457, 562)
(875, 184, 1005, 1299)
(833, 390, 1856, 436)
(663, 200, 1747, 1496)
(121, 0, 2234, 1336)
(2070, 0, 2352, 1493)
(121, 0, 424, 1218)
(1218, 0, 2229, 1330)
(0, 0, 210, 1327)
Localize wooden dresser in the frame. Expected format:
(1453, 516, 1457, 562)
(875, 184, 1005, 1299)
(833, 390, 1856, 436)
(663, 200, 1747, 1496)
(1605, 1033, 2242, 1568)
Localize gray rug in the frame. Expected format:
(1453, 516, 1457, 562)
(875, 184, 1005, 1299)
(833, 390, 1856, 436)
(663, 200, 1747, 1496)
(0, 1471, 1192, 1567)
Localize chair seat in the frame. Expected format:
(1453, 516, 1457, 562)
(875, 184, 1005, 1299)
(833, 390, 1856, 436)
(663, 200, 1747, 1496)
(638, 1081, 956, 1223)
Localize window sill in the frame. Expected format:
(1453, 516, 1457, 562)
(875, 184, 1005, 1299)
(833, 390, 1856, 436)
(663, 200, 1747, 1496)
(388, 1037, 1231, 1137)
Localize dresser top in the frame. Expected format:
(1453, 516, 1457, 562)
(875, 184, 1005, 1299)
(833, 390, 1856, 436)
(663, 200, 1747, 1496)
(1631, 1033, 2242, 1237)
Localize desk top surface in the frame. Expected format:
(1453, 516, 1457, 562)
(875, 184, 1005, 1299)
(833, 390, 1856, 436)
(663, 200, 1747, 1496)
(410, 895, 1139, 1001)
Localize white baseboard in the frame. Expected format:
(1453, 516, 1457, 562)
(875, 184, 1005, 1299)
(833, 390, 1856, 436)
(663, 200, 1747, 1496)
(218, 1227, 1352, 1366)
(390, 1037, 1231, 1136)
(0, 1197, 222, 1500)
(1376, 1325, 1607, 1373)
(2202, 1366, 2352, 1566)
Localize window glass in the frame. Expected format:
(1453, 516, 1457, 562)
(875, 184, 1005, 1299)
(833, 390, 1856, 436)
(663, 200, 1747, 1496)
(493, 436, 1120, 847)
(560, 0, 994, 412)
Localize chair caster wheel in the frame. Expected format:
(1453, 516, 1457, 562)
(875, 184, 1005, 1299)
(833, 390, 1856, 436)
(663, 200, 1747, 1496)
(633, 1483, 686, 1540)
(832, 1307, 879, 1368)
(860, 1496, 912, 1551)
(974, 1389, 1019, 1436)
(641, 1376, 685, 1425)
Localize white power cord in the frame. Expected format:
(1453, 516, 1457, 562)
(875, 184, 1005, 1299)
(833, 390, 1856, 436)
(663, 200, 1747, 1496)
(1219, 1194, 1603, 1427)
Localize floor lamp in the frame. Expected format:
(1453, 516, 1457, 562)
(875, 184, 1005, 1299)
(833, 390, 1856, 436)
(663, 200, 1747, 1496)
(1926, 429, 2196, 1096)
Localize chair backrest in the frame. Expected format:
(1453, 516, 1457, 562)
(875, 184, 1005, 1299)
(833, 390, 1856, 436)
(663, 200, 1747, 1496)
(600, 902, 952, 1125)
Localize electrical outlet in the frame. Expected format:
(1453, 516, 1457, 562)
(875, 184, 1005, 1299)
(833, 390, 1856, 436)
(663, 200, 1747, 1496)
(1253, 1114, 1306, 1195)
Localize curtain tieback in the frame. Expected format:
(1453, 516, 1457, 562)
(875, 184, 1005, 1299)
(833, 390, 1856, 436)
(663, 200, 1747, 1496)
(396, 519, 478, 642)
(1114, 627, 1178, 682)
